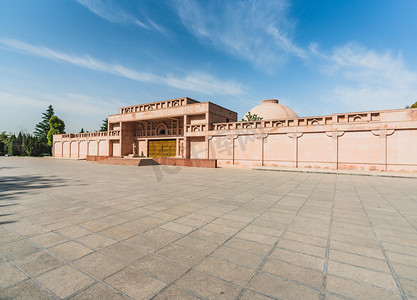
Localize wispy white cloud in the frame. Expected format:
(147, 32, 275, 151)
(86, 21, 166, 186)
(174, 0, 307, 72)
(0, 90, 123, 133)
(317, 42, 417, 110)
(0, 38, 245, 96)
(77, 0, 166, 34)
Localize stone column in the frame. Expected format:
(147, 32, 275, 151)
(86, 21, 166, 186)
(207, 136, 213, 159)
(287, 132, 303, 168)
(255, 133, 268, 166)
(326, 131, 344, 169)
(372, 129, 395, 171)
(228, 135, 238, 165)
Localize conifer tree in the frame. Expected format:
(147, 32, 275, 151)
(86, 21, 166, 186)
(34, 105, 54, 140)
(100, 118, 108, 132)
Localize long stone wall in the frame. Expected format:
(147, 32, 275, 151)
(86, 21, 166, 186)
(53, 131, 120, 159)
(188, 108, 417, 172)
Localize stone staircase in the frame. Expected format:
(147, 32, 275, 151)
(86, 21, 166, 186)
(96, 157, 159, 166)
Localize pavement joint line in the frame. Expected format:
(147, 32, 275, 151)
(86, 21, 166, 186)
(254, 167, 417, 179)
(151, 172, 307, 299)
(0, 227, 137, 300)
(366, 177, 417, 233)
(322, 272, 404, 295)
(350, 176, 407, 300)
(238, 174, 325, 299)
(319, 174, 337, 300)
(2, 159, 417, 299)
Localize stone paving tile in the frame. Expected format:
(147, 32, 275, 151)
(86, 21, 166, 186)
(211, 245, 264, 269)
(159, 221, 194, 234)
(0, 280, 55, 300)
(15, 250, 64, 277)
(153, 286, 200, 300)
(327, 260, 398, 291)
(69, 283, 126, 300)
(175, 235, 218, 255)
(2, 158, 417, 299)
(99, 225, 137, 241)
(133, 253, 189, 282)
(225, 237, 272, 256)
(175, 269, 242, 299)
(80, 220, 112, 232)
(76, 233, 117, 250)
(284, 230, 328, 247)
(105, 267, 167, 299)
(262, 258, 323, 289)
(270, 247, 324, 271)
(386, 251, 417, 268)
(399, 277, 417, 298)
(391, 262, 417, 281)
(56, 224, 91, 239)
(0, 229, 22, 245)
(144, 228, 182, 243)
(49, 241, 93, 261)
(0, 262, 28, 289)
(0, 239, 42, 260)
(329, 248, 391, 273)
(30, 231, 69, 248)
(156, 244, 206, 267)
(101, 241, 147, 264)
(278, 238, 326, 257)
(36, 265, 95, 298)
(188, 229, 229, 244)
(73, 252, 126, 279)
(196, 256, 255, 286)
(249, 272, 320, 300)
(325, 275, 402, 299)
(240, 289, 275, 300)
(125, 233, 169, 252)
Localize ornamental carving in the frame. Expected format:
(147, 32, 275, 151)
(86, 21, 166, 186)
(326, 131, 345, 139)
(371, 129, 395, 137)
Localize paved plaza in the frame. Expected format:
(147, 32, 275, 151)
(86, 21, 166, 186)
(0, 157, 416, 299)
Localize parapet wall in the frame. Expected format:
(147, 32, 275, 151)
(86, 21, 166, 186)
(188, 108, 417, 172)
(52, 131, 120, 158)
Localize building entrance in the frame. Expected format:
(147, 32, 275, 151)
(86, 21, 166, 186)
(148, 139, 176, 157)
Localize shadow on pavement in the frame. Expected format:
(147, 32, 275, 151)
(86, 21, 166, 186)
(0, 175, 68, 225)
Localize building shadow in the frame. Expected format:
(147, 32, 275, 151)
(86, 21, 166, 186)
(0, 174, 69, 225)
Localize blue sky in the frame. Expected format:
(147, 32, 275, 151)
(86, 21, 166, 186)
(1, 0, 417, 134)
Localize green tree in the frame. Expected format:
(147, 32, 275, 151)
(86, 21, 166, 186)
(80, 128, 85, 133)
(47, 116, 65, 146)
(7, 134, 17, 156)
(23, 135, 44, 156)
(411, 101, 417, 109)
(0, 131, 9, 155)
(34, 105, 54, 139)
(241, 111, 263, 121)
(100, 118, 108, 132)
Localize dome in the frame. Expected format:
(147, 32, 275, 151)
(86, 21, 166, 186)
(245, 99, 298, 120)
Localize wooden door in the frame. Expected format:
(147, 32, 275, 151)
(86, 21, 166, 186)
(148, 140, 176, 157)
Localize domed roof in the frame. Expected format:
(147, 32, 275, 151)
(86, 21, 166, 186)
(245, 99, 298, 120)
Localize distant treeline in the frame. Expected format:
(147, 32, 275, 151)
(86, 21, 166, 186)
(0, 105, 65, 157)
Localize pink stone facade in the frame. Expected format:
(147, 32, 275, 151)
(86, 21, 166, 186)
(53, 97, 417, 172)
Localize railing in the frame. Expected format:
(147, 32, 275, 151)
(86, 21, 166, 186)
(213, 112, 380, 131)
(134, 128, 183, 137)
(185, 124, 208, 133)
(120, 98, 187, 114)
(61, 130, 120, 139)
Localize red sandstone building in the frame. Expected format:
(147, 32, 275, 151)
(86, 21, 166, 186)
(53, 97, 417, 172)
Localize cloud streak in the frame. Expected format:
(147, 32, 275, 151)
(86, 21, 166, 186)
(77, 0, 165, 33)
(0, 38, 244, 96)
(174, 0, 307, 72)
(317, 42, 417, 110)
